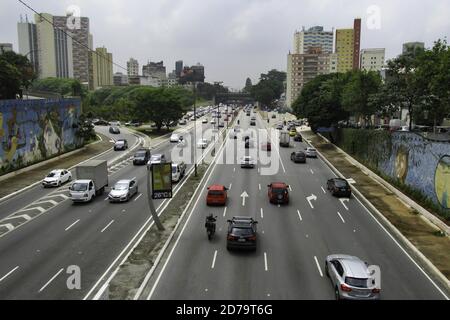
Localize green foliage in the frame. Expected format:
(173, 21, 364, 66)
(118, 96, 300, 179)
(0, 51, 35, 99)
(31, 77, 86, 97)
(75, 114, 96, 142)
(249, 69, 286, 107)
(243, 77, 252, 92)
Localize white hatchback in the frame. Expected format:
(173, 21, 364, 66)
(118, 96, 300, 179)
(170, 134, 180, 143)
(42, 169, 72, 188)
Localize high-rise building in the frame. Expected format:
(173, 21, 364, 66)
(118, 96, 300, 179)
(168, 71, 178, 87)
(142, 61, 166, 80)
(360, 48, 385, 72)
(179, 63, 205, 83)
(286, 48, 337, 108)
(175, 60, 183, 77)
(0, 43, 13, 53)
(293, 26, 334, 54)
(113, 72, 128, 86)
(35, 13, 57, 78)
(17, 16, 39, 74)
(53, 13, 90, 84)
(402, 42, 425, 55)
(91, 46, 113, 89)
(127, 58, 139, 76)
(335, 18, 361, 73)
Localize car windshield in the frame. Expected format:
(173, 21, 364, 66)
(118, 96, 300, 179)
(135, 152, 146, 157)
(114, 183, 129, 190)
(71, 183, 87, 191)
(151, 155, 161, 161)
(231, 227, 254, 236)
(346, 277, 369, 288)
(116, 141, 124, 145)
(172, 166, 177, 173)
(47, 172, 59, 177)
(335, 180, 349, 187)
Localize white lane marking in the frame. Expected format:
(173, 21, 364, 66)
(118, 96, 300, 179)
(4, 214, 31, 221)
(134, 193, 143, 201)
(223, 207, 227, 217)
(211, 250, 218, 269)
(104, 197, 108, 201)
(340, 198, 349, 211)
(258, 184, 261, 191)
(241, 191, 249, 206)
(229, 183, 232, 190)
(321, 187, 326, 194)
(38, 268, 64, 293)
(260, 208, 264, 219)
(337, 212, 346, 224)
(0, 224, 14, 231)
(21, 206, 45, 214)
(297, 210, 303, 221)
(101, 220, 115, 233)
(0, 266, 19, 283)
(33, 199, 58, 206)
(65, 219, 80, 231)
(264, 252, 268, 271)
(314, 256, 323, 277)
(277, 204, 280, 208)
(310, 169, 314, 175)
(289, 185, 293, 192)
(306, 194, 317, 209)
(233, 167, 236, 172)
(45, 194, 69, 200)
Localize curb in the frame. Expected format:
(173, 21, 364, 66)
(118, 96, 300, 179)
(304, 133, 450, 298)
(316, 132, 450, 235)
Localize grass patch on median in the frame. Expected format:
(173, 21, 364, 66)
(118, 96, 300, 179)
(108, 164, 208, 300)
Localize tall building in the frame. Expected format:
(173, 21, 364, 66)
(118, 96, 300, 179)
(360, 48, 385, 72)
(175, 60, 183, 77)
(293, 26, 334, 54)
(142, 61, 166, 80)
(167, 71, 178, 87)
(179, 63, 205, 83)
(127, 58, 139, 76)
(91, 46, 113, 89)
(53, 13, 90, 84)
(113, 72, 128, 86)
(0, 43, 13, 52)
(335, 18, 361, 73)
(35, 13, 57, 78)
(17, 16, 39, 74)
(286, 48, 337, 108)
(402, 42, 425, 55)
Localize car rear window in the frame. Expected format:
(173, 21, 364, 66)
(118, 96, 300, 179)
(135, 152, 146, 157)
(208, 190, 224, 196)
(345, 277, 369, 288)
(231, 227, 253, 236)
(272, 188, 286, 194)
(335, 180, 348, 187)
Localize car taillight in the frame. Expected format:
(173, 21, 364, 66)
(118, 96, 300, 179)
(248, 236, 256, 241)
(340, 284, 352, 292)
(372, 288, 381, 294)
(227, 235, 236, 241)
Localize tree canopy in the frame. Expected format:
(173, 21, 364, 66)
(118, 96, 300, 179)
(0, 50, 35, 99)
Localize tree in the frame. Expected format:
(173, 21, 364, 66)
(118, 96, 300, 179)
(75, 114, 96, 142)
(243, 77, 252, 92)
(250, 69, 286, 107)
(0, 51, 35, 99)
(341, 71, 382, 126)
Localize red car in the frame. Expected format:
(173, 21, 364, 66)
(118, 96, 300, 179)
(206, 185, 228, 206)
(261, 142, 272, 151)
(268, 182, 289, 205)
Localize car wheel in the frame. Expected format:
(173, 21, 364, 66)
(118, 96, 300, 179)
(58, 181, 61, 187)
(335, 286, 340, 300)
(226, 245, 231, 251)
(68, 176, 72, 181)
(325, 262, 329, 277)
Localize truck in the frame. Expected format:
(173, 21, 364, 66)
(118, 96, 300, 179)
(279, 131, 290, 148)
(69, 160, 109, 203)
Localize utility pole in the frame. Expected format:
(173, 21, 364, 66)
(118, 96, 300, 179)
(193, 82, 198, 177)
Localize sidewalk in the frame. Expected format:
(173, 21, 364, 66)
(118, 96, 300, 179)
(301, 128, 450, 280)
(0, 134, 113, 200)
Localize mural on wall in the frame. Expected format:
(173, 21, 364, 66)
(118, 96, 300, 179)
(380, 132, 450, 210)
(0, 98, 82, 175)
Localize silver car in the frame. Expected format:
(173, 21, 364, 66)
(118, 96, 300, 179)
(305, 147, 317, 158)
(108, 179, 138, 202)
(325, 254, 381, 300)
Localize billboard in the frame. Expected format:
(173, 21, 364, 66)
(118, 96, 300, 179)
(151, 163, 173, 199)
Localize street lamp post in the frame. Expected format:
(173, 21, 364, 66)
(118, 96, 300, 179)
(193, 82, 198, 177)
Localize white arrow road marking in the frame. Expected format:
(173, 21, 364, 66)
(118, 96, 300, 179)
(0, 224, 14, 231)
(337, 212, 346, 224)
(314, 256, 323, 277)
(310, 169, 314, 175)
(321, 187, 326, 194)
(0, 266, 19, 283)
(241, 191, 249, 206)
(340, 198, 350, 211)
(211, 250, 218, 269)
(297, 210, 303, 221)
(347, 178, 356, 184)
(39, 268, 64, 293)
(306, 194, 317, 209)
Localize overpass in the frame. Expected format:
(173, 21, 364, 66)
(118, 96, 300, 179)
(214, 92, 255, 105)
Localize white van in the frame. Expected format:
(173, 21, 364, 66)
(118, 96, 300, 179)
(172, 162, 187, 183)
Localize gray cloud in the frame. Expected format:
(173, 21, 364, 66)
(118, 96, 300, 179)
(1, 0, 449, 89)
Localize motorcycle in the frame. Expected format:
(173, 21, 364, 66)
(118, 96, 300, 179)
(205, 214, 217, 240)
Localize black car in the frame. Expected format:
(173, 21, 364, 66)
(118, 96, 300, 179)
(291, 151, 306, 163)
(109, 126, 120, 134)
(327, 178, 352, 198)
(250, 120, 256, 126)
(271, 114, 276, 119)
(94, 119, 110, 126)
(133, 148, 151, 165)
(294, 134, 303, 142)
(226, 216, 258, 251)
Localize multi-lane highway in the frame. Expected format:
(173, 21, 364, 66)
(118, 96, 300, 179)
(0, 114, 221, 299)
(142, 111, 448, 300)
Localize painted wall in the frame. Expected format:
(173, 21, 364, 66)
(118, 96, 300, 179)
(332, 129, 450, 210)
(0, 98, 82, 175)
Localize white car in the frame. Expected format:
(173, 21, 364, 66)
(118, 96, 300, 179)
(42, 169, 72, 187)
(305, 147, 318, 158)
(202, 118, 208, 124)
(170, 133, 180, 143)
(197, 139, 209, 149)
(240, 156, 256, 168)
(210, 119, 216, 125)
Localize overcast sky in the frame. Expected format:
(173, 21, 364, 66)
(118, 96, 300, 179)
(1, 0, 449, 89)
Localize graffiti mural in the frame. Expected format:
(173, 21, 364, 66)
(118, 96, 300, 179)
(0, 98, 82, 175)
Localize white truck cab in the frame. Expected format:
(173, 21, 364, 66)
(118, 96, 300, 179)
(69, 179, 96, 202)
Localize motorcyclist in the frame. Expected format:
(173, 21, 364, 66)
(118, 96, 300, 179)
(205, 214, 217, 232)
